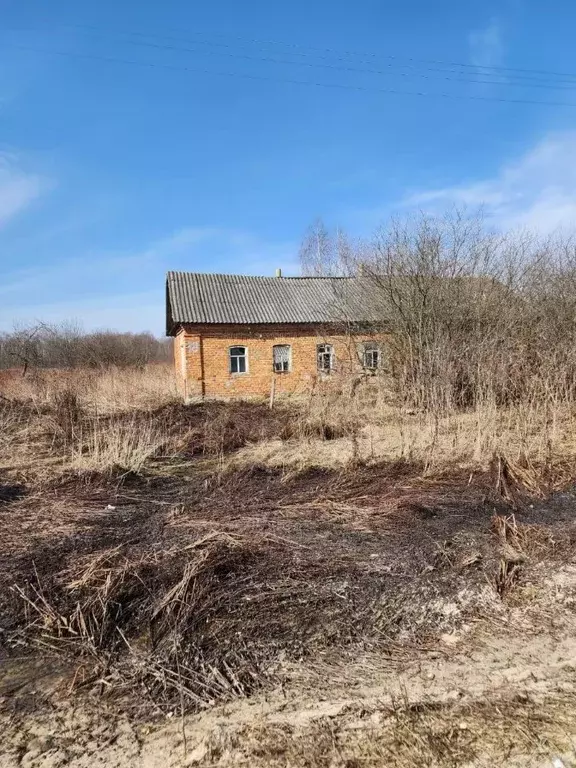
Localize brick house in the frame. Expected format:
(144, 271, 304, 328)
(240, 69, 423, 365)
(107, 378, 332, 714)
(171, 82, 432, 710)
(166, 271, 387, 399)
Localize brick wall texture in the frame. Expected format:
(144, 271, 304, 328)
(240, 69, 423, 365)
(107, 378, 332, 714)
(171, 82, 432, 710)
(173, 323, 387, 398)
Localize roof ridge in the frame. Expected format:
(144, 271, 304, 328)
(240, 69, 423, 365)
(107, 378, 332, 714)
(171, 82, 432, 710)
(166, 271, 354, 280)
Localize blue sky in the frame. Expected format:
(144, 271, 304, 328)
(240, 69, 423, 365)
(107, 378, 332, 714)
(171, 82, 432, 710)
(2, 0, 576, 335)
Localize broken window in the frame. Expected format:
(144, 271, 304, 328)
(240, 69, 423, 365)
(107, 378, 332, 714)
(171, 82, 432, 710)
(273, 344, 291, 372)
(229, 345, 248, 374)
(317, 344, 334, 373)
(362, 342, 381, 371)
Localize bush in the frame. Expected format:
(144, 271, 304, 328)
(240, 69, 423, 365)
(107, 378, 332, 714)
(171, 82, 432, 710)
(300, 211, 576, 414)
(0, 322, 172, 372)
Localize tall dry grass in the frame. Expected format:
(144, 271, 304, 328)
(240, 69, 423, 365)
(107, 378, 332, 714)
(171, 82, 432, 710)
(3, 362, 575, 481)
(69, 415, 169, 473)
(235, 380, 576, 483)
(0, 365, 178, 475)
(0, 363, 179, 413)
(1, 327, 575, 485)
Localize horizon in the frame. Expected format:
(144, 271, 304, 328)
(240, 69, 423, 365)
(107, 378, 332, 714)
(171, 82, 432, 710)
(2, 0, 576, 335)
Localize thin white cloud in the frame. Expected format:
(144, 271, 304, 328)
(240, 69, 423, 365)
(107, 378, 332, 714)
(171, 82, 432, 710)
(142, 226, 300, 276)
(0, 226, 300, 333)
(3, 291, 165, 335)
(469, 18, 504, 70)
(0, 152, 47, 229)
(404, 131, 576, 234)
(140, 226, 222, 259)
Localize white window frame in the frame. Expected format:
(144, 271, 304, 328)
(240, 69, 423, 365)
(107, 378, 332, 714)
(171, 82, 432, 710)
(272, 344, 292, 373)
(362, 342, 381, 371)
(317, 343, 334, 374)
(229, 345, 248, 374)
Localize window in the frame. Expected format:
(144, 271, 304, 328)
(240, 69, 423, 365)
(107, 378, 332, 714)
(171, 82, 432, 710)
(273, 344, 291, 373)
(229, 345, 248, 374)
(362, 342, 381, 371)
(317, 344, 334, 373)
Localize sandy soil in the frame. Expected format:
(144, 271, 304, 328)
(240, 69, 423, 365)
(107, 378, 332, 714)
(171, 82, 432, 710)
(3, 585, 576, 768)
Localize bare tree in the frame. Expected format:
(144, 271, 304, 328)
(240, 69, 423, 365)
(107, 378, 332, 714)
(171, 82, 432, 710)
(298, 208, 576, 412)
(1, 324, 44, 376)
(299, 219, 358, 276)
(299, 218, 335, 276)
(0, 322, 172, 372)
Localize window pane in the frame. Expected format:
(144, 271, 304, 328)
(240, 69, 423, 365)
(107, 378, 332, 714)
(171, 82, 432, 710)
(317, 344, 334, 372)
(229, 346, 247, 373)
(274, 346, 288, 363)
(362, 342, 380, 369)
(273, 345, 290, 372)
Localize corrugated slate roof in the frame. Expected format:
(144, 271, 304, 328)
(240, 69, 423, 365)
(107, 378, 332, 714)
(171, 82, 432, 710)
(166, 272, 385, 332)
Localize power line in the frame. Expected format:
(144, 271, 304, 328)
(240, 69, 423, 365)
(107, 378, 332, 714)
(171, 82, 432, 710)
(130, 35, 576, 87)
(173, 30, 576, 82)
(27, 18, 576, 83)
(106, 29, 576, 87)
(9, 22, 576, 94)
(96, 34, 576, 94)
(8, 42, 576, 109)
(12, 21, 576, 95)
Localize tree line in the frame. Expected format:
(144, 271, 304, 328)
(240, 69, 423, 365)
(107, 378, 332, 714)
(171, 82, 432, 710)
(0, 322, 172, 374)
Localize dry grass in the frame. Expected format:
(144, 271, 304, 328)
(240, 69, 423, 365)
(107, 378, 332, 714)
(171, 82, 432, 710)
(0, 363, 179, 413)
(0, 366, 178, 476)
(69, 414, 169, 473)
(3, 363, 576, 764)
(3, 366, 576, 481)
(195, 691, 576, 767)
(3, 445, 575, 718)
(235, 385, 576, 482)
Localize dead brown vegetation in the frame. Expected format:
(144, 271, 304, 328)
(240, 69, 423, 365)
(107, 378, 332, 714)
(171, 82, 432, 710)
(0, 322, 171, 372)
(189, 689, 576, 767)
(2, 321, 576, 765)
(302, 211, 576, 417)
(2, 382, 576, 720)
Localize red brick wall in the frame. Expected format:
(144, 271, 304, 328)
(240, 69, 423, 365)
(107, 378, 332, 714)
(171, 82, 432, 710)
(173, 323, 386, 398)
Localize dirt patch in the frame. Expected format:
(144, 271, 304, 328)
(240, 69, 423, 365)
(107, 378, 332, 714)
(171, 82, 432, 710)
(3, 617, 576, 767)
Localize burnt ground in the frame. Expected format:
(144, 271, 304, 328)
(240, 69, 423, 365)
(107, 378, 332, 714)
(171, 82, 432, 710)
(2, 445, 576, 723)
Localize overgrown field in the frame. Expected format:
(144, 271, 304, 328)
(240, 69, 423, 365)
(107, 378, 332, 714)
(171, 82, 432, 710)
(2, 365, 576, 766)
